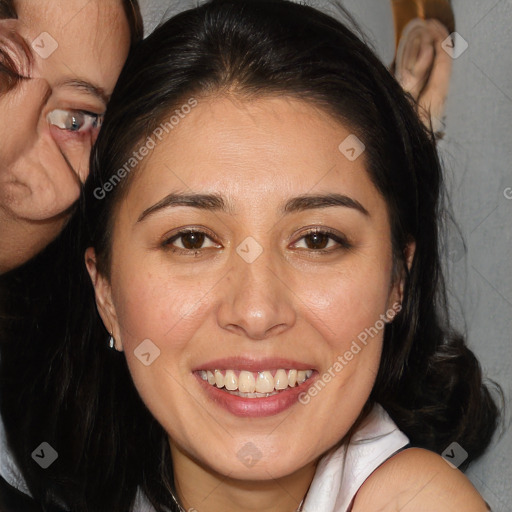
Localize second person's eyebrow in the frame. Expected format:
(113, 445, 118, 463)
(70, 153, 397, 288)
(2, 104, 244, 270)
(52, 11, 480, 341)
(137, 192, 369, 223)
(56, 78, 109, 105)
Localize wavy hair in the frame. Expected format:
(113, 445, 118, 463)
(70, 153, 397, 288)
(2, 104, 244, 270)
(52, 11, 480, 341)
(0, 1, 501, 510)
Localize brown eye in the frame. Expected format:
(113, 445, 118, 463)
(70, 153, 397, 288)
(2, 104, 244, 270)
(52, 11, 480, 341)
(181, 232, 206, 249)
(162, 229, 220, 253)
(292, 229, 352, 253)
(303, 232, 330, 250)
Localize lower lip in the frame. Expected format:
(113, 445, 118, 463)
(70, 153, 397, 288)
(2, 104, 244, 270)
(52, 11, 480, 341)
(195, 373, 317, 417)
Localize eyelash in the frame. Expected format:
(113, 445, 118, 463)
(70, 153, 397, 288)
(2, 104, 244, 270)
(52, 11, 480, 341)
(0, 49, 21, 78)
(161, 227, 352, 256)
(162, 228, 220, 256)
(0, 45, 30, 94)
(47, 109, 104, 139)
(292, 227, 352, 254)
(0, 38, 31, 91)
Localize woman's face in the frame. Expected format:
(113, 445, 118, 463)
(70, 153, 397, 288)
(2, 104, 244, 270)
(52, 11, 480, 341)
(89, 96, 405, 482)
(0, 0, 131, 221)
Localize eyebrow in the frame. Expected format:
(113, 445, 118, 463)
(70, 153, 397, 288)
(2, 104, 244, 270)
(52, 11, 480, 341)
(137, 193, 229, 222)
(137, 192, 369, 223)
(56, 78, 109, 105)
(282, 193, 369, 216)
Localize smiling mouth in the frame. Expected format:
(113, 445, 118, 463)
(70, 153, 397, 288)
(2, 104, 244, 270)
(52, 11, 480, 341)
(197, 368, 314, 397)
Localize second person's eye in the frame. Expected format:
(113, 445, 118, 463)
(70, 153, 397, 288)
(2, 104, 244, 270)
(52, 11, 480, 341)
(47, 109, 104, 134)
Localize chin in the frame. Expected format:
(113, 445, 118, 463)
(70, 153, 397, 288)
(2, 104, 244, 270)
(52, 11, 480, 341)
(196, 442, 314, 482)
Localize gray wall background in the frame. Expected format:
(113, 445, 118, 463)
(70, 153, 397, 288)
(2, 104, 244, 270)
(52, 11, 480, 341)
(139, 0, 512, 508)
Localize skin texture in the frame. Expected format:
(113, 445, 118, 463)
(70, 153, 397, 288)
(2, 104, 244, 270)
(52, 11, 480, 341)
(353, 448, 490, 511)
(0, 0, 131, 273)
(86, 96, 484, 511)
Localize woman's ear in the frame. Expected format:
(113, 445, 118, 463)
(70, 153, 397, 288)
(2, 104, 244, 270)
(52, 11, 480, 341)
(400, 240, 416, 301)
(389, 240, 416, 310)
(84, 247, 124, 351)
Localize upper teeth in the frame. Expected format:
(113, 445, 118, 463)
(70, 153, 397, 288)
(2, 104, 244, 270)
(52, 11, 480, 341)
(200, 369, 313, 393)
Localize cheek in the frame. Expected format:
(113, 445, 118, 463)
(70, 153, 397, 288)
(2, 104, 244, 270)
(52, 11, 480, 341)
(292, 270, 392, 431)
(112, 268, 213, 353)
(295, 258, 394, 354)
(112, 270, 214, 415)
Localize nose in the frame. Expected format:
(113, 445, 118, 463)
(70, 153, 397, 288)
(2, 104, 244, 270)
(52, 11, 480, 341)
(216, 246, 297, 340)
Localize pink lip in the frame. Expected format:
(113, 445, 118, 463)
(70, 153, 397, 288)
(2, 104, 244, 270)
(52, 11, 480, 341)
(191, 357, 315, 373)
(192, 357, 317, 417)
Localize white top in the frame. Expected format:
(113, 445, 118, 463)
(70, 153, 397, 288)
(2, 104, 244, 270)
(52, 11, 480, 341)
(301, 402, 409, 511)
(1, 403, 409, 511)
(0, 413, 29, 494)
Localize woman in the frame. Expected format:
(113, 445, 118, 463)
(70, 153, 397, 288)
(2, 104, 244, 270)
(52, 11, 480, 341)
(0, 0, 142, 508)
(0, 0, 143, 274)
(0, 0, 500, 510)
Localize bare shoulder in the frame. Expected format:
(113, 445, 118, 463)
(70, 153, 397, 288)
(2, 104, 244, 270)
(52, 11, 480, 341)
(352, 447, 490, 511)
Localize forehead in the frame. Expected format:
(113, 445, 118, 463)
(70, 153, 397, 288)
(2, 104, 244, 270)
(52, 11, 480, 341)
(125, 95, 385, 218)
(14, 0, 130, 94)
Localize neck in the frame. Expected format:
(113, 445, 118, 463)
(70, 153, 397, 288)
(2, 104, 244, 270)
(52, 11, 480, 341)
(170, 443, 317, 512)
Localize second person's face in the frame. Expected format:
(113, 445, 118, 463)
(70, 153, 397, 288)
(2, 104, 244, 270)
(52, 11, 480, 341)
(0, 0, 131, 221)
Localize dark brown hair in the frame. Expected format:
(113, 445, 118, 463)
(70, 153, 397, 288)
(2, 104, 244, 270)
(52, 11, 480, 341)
(0, 1, 502, 511)
(0, 0, 16, 18)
